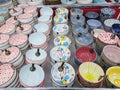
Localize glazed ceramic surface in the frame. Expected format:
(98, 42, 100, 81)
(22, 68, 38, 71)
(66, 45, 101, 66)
(40, 7, 53, 16)
(70, 8, 83, 16)
(55, 7, 69, 16)
(85, 12, 99, 19)
(61, 0, 77, 4)
(77, 0, 93, 4)
(112, 24, 120, 36)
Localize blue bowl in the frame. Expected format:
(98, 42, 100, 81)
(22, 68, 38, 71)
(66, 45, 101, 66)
(112, 23, 120, 36)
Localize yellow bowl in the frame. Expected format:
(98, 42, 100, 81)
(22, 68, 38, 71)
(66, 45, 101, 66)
(78, 62, 104, 87)
(106, 66, 120, 88)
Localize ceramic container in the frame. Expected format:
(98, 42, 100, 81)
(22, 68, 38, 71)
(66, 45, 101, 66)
(9, 7, 23, 17)
(71, 15, 85, 25)
(0, 47, 24, 69)
(29, 32, 47, 49)
(0, 23, 15, 35)
(50, 46, 71, 65)
(51, 62, 75, 87)
(99, 45, 120, 70)
(0, 0, 13, 8)
(96, 32, 119, 55)
(93, 0, 107, 3)
(78, 62, 104, 88)
(85, 11, 99, 20)
(19, 64, 45, 87)
(0, 8, 9, 20)
(6, 16, 19, 26)
(75, 33, 93, 49)
(54, 36, 71, 48)
(0, 64, 19, 88)
(0, 34, 9, 50)
(75, 46, 97, 65)
(104, 19, 120, 32)
(9, 34, 28, 51)
(77, 0, 93, 4)
(0, 16, 5, 26)
(106, 66, 120, 88)
(54, 14, 68, 25)
(16, 24, 33, 35)
(100, 8, 116, 22)
(72, 24, 88, 36)
(17, 0, 27, 4)
(112, 23, 120, 37)
(55, 7, 69, 16)
(40, 7, 53, 16)
(87, 19, 102, 30)
(25, 48, 47, 67)
(27, 0, 43, 6)
(61, 0, 77, 4)
(53, 24, 69, 37)
(70, 8, 83, 16)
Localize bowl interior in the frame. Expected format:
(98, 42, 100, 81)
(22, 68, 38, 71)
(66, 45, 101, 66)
(79, 62, 104, 83)
(106, 66, 120, 87)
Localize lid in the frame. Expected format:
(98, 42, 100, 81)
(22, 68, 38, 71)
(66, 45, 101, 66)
(98, 32, 119, 44)
(34, 23, 49, 33)
(61, 0, 77, 4)
(0, 34, 9, 45)
(0, 47, 20, 63)
(9, 34, 28, 46)
(101, 8, 116, 15)
(72, 24, 88, 34)
(18, 13, 33, 19)
(38, 15, 51, 23)
(24, 6, 37, 14)
(53, 24, 69, 34)
(54, 14, 68, 24)
(51, 62, 75, 86)
(70, 8, 83, 16)
(40, 7, 53, 16)
(71, 15, 85, 25)
(92, 29, 105, 38)
(29, 32, 46, 46)
(26, 48, 47, 62)
(9, 7, 22, 14)
(112, 24, 120, 35)
(55, 7, 69, 16)
(19, 64, 45, 87)
(6, 17, 18, 24)
(54, 36, 71, 47)
(76, 33, 93, 45)
(85, 11, 99, 19)
(0, 23, 15, 34)
(0, 64, 14, 86)
(103, 45, 120, 64)
(76, 46, 97, 63)
(50, 46, 71, 62)
(104, 19, 120, 27)
(16, 24, 32, 32)
(87, 19, 102, 28)
(0, 8, 8, 15)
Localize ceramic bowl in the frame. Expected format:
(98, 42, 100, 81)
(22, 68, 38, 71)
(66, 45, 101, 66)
(61, 0, 77, 5)
(112, 23, 120, 37)
(40, 7, 53, 16)
(55, 7, 69, 16)
(70, 8, 83, 16)
(106, 66, 120, 88)
(85, 11, 99, 19)
(78, 62, 104, 87)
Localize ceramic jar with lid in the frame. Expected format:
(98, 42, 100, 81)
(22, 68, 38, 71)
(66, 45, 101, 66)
(40, 7, 53, 16)
(112, 23, 120, 37)
(70, 7, 83, 16)
(0, 34, 10, 50)
(16, 24, 33, 35)
(25, 48, 47, 67)
(0, 47, 24, 69)
(77, 0, 93, 4)
(9, 34, 29, 51)
(27, 0, 43, 6)
(99, 45, 120, 70)
(0, 16, 5, 26)
(0, 64, 19, 88)
(51, 62, 75, 87)
(55, 7, 69, 16)
(0, 8, 9, 20)
(96, 32, 119, 55)
(77, 62, 104, 88)
(0, 23, 15, 36)
(104, 19, 120, 32)
(75, 46, 97, 65)
(29, 32, 48, 50)
(72, 24, 88, 36)
(9, 7, 23, 17)
(6, 16, 19, 26)
(50, 46, 71, 65)
(61, 0, 77, 4)
(75, 33, 93, 49)
(54, 36, 71, 48)
(19, 64, 45, 87)
(34, 23, 50, 40)
(53, 24, 69, 37)
(85, 11, 99, 20)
